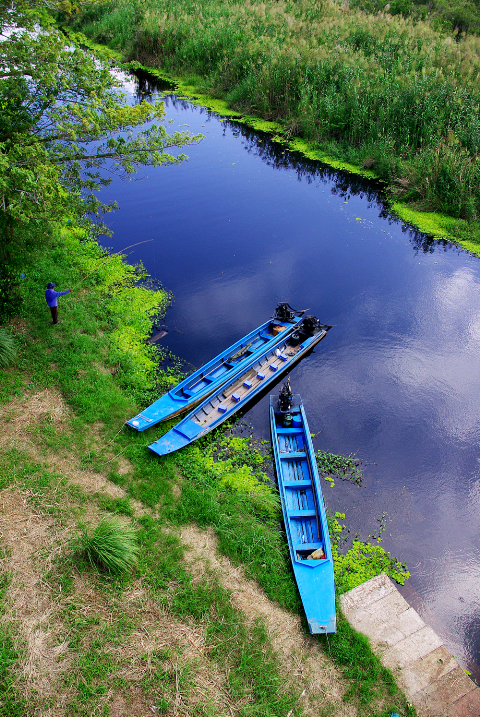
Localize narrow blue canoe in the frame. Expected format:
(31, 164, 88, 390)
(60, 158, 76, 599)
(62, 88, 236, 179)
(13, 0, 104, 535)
(269, 382, 336, 634)
(148, 316, 330, 456)
(127, 304, 305, 431)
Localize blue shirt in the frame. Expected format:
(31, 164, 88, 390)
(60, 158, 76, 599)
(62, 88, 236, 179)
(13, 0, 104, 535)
(45, 289, 70, 307)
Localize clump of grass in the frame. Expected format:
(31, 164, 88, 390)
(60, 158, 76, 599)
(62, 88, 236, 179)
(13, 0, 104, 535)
(80, 516, 139, 574)
(0, 329, 16, 369)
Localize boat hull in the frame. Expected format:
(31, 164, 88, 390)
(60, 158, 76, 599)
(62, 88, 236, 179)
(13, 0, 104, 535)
(270, 394, 336, 634)
(127, 314, 304, 431)
(148, 324, 329, 456)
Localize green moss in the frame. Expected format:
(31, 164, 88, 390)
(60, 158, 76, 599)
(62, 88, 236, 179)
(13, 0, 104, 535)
(391, 201, 480, 255)
(289, 138, 379, 180)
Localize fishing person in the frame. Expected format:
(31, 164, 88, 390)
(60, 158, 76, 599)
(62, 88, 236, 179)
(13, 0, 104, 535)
(45, 282, 72, 325)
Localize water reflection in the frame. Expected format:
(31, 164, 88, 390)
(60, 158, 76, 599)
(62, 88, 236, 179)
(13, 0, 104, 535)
(96, 68, 480, 674)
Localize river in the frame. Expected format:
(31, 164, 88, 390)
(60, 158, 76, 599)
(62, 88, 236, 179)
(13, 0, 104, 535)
(97, 69, 480, 677)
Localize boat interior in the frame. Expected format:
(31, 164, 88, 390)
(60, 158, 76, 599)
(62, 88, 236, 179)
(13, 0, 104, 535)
(173, 322, 287, 399)
(190, 330, 313, 428)
(273, 411, 327, 563)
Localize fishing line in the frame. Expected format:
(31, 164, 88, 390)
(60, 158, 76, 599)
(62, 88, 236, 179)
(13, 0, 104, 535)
(71, 239, 154, 291)
(104, 423, 127, 446)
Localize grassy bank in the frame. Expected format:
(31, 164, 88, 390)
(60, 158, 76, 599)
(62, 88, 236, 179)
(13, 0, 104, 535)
(0, 223, 414, 715)
(63, 0, 480, 249)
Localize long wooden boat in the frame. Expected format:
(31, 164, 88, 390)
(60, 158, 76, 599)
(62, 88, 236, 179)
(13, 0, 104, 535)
(269, 381, 336, 634)
(127, 304, 305, 431)
(148, 316, 330, 456)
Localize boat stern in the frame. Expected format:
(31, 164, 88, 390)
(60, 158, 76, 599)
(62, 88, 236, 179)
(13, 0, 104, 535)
(127, 394, 188, 431)
(148, 419, 204, 456)
(308, 613, 337, 634)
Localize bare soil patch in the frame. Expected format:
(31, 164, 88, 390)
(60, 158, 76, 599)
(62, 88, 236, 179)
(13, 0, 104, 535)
(180, 524, 356, 717)
(0, 488, 73, 709)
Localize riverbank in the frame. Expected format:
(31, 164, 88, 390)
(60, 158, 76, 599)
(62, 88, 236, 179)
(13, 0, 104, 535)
(61, 0, 480, 255)
(0, 222, 414, 715)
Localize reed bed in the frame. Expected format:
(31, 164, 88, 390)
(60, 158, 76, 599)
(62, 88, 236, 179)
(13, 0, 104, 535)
(71, 0, 480, 224)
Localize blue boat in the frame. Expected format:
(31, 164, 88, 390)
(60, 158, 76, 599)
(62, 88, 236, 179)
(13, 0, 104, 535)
(148, 316, 330, 456)
(127, 304, 305, 431)
(269, 379, 336, 634)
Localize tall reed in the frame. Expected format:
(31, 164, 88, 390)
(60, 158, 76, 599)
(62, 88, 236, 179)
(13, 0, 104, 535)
(68, 0, 480, 224)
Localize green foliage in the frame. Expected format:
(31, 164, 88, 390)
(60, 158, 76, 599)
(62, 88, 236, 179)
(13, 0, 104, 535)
(329, 513, 411, 594)
(11, 224, 169, 407)
(350, 0, 480, 35)
(316, 449, 366, 487)
(69, 0, 480, 234)
(79, 516, 139, 574)
(0, 1, 202, 313)
(334, 538, 411, 593)
(200, 431, 280, 518)
(0, 330, 16, 369)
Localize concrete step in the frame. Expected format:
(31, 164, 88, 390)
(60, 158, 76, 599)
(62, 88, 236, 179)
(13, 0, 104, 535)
(340, 573, 480, 717)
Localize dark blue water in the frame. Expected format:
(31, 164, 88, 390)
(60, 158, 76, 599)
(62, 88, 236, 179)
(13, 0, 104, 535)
(99, 71, 480, 675)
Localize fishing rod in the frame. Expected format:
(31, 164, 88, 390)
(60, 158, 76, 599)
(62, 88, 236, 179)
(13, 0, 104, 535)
(70, 239, 154, 291)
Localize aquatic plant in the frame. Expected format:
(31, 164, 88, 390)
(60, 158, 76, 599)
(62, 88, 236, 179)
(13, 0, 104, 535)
(329, 513, 410, 592)
(316, 449, 366, 486)
(79, 516, 139, 574)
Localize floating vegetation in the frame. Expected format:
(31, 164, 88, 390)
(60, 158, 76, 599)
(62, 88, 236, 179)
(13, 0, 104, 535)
(316, 450, 368, 487)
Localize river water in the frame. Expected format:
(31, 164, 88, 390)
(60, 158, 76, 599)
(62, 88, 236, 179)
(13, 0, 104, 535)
(98, 70, 480, 675)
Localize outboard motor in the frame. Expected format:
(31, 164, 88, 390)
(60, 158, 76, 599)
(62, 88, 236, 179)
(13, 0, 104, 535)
(299, 315, 323, 336)
(275, 302, 296, 321)
(278, 377, 293, 412)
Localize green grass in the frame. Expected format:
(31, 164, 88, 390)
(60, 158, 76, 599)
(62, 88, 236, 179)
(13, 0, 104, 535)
(0, 222, 417, 715)
(79, 516, 140, 574)
(0, 627, 25, 717)
(318, 610, 416, 715)
(64, 0, 480, 235)
(0, 547, 25, 717)
(0, 329, 15, 369)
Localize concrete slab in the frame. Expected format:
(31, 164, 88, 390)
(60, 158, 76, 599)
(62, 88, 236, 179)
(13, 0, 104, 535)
(414, 667, 475, 714)
(340, 574, 480, 717)
(446, 687, 480, 716)
(398, 646, 458, 695)
(341, 572, 396, 613)
(382, 625, 443, 670)
(351, 598, 426, 649)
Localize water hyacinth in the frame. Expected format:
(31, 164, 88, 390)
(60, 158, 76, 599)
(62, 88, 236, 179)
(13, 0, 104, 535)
(80, 516, 140, 574)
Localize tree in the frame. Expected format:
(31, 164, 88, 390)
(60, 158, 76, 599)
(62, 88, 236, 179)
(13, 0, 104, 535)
(0, 1, 202, 313)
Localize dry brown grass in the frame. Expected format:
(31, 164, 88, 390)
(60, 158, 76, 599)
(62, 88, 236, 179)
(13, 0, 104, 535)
(0, 383, 352, 716)
(180, 524, 356, 717)
(0, 488, 73, 709)
(0, 389, 145, 511)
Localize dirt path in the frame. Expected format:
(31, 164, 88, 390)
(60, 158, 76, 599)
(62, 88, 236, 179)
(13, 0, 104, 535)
(0, 388, 354, 716)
